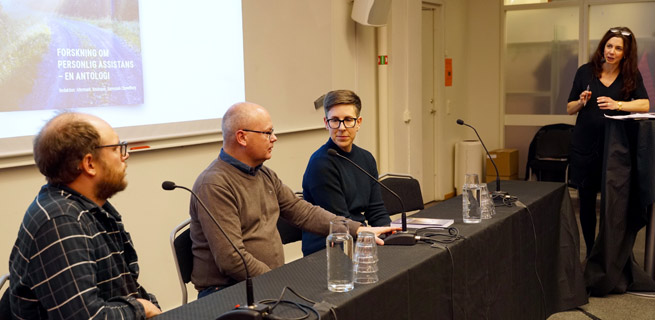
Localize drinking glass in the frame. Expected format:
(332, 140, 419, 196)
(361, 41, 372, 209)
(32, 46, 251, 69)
(353, 231, 379, 284)
(480, 184, 495, 219)
(462, 173, 482, 223)
(326, 219, 354, 292)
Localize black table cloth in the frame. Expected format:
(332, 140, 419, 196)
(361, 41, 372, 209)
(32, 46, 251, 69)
(585, 118, 655, 296)
(155, 180, 587, 320)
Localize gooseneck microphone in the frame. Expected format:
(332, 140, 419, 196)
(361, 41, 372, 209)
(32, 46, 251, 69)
(162, 181, 269, 320)
(456, 119, 508, 199)
(327, 149, 417, 245)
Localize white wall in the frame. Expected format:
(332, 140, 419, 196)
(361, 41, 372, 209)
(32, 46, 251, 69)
(384, 0, 502, 198)
(0, 0, 504, 312)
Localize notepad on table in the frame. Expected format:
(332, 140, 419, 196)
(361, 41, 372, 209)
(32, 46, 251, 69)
(391, 217, 454, 229)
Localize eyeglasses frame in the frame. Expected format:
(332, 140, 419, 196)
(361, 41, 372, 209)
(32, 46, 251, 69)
(326, 117, 360, 129)
(95, 141, 128, 157)
(241, 128, 275, 140)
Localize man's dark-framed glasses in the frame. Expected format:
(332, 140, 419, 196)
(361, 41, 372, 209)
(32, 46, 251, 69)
(327, 117, 358, 129)
(242, 128, 275, 140)
(95, 141, 128, 157)
(610, 28, 631, 38)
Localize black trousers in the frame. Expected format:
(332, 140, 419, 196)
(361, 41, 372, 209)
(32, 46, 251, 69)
(578, 186, 598, 257)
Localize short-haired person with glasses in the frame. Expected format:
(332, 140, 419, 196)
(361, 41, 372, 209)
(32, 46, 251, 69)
(189, 102, 398, 298)
(567, 26, 649, 257)
(301, 90, 391, 256)
(7, 112, 161, 319)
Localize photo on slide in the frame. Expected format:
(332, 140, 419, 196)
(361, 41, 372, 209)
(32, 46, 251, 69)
(0, 0, 143, 111)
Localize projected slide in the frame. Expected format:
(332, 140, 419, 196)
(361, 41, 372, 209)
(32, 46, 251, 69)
(0, 1, 245, 159)
(0, 0, 143, 111)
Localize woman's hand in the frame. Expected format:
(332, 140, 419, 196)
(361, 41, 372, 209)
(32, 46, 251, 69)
(579, 89, 592, 107)
(567, 89, 591, 115)
(597, 96, 618, 110)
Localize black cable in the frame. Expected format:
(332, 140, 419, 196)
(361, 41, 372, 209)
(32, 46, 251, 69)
(429, 244, 455, 320)
(517, 201, 547, 318)
(281, 286, 337, 319)
(575, 307, 602, 320)
(493, 194, 518, 207)
(258, 299, 312, 320)
(257, 286, 328, 320)
(415, 227, 462, 320)
(415, 227, 463, 244)
(271, 287, 314, 309)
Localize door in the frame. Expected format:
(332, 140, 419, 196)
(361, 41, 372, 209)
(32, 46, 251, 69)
(421, 2, 444, 201)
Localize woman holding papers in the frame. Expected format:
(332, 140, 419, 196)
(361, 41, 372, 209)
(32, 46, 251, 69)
(566, 26, 649, 256)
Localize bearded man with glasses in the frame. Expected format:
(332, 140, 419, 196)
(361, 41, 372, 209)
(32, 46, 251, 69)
(7, 112, 161, 319)
(301, 90, 391, 256)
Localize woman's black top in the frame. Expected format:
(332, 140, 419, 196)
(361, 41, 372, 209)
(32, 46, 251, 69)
(567, 63, 648, 189)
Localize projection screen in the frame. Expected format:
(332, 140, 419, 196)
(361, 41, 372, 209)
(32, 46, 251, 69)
(0, 0, 244, 160)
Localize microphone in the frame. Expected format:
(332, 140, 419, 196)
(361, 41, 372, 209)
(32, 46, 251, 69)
(327, 149, 417, 245)
(162, 181, 269, 319)
(456, 119, 508, 199)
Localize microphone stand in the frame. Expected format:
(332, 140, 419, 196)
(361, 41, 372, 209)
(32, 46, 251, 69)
(327, 149, 417, 245)
(456, 119, 509, 202)
(162, 181, 270, 320)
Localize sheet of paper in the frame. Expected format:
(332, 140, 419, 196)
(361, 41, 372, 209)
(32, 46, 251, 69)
(604, 113, 655, 120)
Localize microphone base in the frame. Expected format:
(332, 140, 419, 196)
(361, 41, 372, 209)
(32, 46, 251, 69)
(492, 190, 508, 197)
(491, 190, 509, 205)
(216, 304, 270, 320)
(383, 231, 417, 246)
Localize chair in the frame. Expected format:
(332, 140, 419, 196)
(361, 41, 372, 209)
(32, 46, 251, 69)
(524, 123, 574, 183)
(1, 273, 10, 320)
(276, 191, 303, 244)
(277, 218, 303, 244)
(379, 173, 424, 214)
(170, 218, 193, 305)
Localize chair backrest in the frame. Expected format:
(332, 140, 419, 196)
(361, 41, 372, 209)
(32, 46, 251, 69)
(170, 218, 193, 305)
(276, 191, 303, 244)
(0, 273, 10, 320)
(277, 218, 303, 244)
(379, 173, 424, 214)
(532, 124, 574, 160)
(525, 123, 574, 182)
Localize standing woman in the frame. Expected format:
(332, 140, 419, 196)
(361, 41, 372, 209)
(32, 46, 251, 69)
(567, 26, 650, 257)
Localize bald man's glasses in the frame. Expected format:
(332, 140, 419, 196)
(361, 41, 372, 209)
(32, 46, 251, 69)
(242, 129, 275, 140)
(95, 141, 128, 157)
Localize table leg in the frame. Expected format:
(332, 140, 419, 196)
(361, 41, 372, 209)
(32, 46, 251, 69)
(646, 204, 655, 280)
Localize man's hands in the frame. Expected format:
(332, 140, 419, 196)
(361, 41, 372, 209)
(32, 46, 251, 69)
(357, 226, 402, 245)
(137, 298, 162, 318)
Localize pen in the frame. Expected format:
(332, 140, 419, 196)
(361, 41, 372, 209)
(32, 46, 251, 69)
(584, 84, 590, 106)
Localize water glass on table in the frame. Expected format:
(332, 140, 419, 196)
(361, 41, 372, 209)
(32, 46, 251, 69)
(353, 231, 379, 284)
(480, 184, 495, 219)
(462, 173, 482, 223)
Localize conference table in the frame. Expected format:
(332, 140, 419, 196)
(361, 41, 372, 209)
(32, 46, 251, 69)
(155, 180, 587, 320)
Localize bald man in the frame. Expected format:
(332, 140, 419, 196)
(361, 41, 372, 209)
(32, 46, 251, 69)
(189, 102, 397, 298)
(7, 112, 160, 319)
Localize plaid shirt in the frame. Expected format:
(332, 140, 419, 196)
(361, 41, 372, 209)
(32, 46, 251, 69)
(8, 184, 158, 319)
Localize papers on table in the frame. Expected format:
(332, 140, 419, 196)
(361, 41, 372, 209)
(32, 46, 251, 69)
(604, 113, 655, 120)
(391, 217, 454, 229)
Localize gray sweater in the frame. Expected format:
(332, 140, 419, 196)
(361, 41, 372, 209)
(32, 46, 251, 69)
(189, 157, 361, 290)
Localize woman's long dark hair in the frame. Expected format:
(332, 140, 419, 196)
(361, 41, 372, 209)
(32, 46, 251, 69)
(590, 26, 638, 99)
